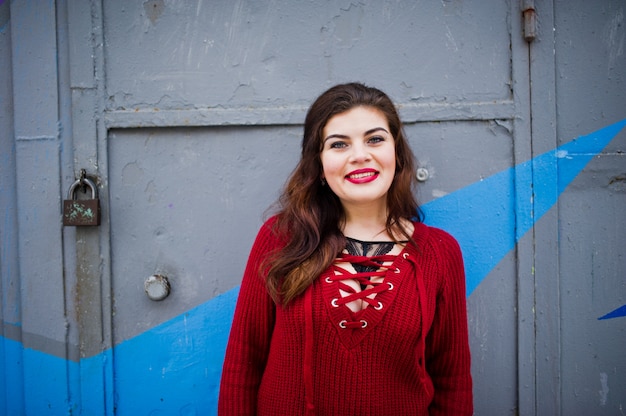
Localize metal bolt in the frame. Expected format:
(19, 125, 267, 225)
(145, 274, 171, 301)
(416, 168, 430, 182)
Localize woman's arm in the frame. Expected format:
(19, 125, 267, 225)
(218, 221, 279, 415)
(425, 230, 473, 416)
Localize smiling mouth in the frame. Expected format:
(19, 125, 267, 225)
(345, 170, 379, 183)
(347, 171, 377, 179)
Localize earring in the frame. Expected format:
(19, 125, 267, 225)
(321, 177, 327, 186)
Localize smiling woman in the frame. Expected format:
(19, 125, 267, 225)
(219, 83, 473, 416)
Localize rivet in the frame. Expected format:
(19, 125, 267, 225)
(416, 168, 429, 182)
(144, 274, 171, 301)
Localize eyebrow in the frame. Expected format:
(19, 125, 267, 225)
(323, 127, 390, 143)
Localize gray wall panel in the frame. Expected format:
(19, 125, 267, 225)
(108, 126, 300, 343)
(555, 0, 626, 140)
(560, 150, 626, 414)
(102, 0, 512, 110)
(554, 0, 626, 413)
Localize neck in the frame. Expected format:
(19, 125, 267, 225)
(341, 203, 390, 241)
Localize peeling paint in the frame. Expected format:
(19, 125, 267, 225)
(121, 161, 144, 186)
(599, 372, 609, 406)
(144, 0, 165, 24)
(607, 174, 626, 192)
(65, 202, 95, 220)
(603, 8, 624, 75)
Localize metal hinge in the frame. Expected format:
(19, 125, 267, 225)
(522, 0, 537, 42)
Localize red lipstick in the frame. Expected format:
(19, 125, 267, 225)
(345, 168, 379, 184)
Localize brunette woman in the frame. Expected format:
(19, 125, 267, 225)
(218, 82, 473, 415)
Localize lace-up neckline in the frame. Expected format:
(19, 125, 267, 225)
(300, 224, 430, 415)
(324, 237, 408, 318)
(318, 236, 414, 350)
(345, 237, 406, 289)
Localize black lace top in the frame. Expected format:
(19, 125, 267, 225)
(344, 237, 407, 289)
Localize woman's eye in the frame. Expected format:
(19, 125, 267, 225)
(329, 141, 347, 149)
(368, 136, 385, 144)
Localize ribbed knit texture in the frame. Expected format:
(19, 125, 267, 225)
(219, 218, 472, 415)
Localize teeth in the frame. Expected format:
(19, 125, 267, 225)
(349, 172, 376, 179)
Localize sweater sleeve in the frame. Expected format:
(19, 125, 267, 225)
(425, 229, 473, 415)
(218, 220, 279, 416)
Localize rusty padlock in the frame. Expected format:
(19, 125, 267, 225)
(63, 177, 101, 226)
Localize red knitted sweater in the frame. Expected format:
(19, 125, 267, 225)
(219, 218, 472, 415)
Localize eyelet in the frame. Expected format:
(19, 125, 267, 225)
(331, 298, 339, 307)
(387, 282, 394, 290)
(374, 301, 383, 310)
(403, 252, 410, 259)
(339, 320, 368, 329)
(325, 276, 333, 284)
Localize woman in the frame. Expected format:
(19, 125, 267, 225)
(218, 83, 473, 415)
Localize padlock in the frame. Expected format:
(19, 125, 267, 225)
(63, 177, 101, 226)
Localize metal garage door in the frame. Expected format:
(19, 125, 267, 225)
(94, 1, 522, 414)
(3, 0, 624, 414)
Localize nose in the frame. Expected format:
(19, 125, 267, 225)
(349, 142, 371, 163)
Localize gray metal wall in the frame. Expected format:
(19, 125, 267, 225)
(554, 1, 626, 413)
(1, 0, 624, 414)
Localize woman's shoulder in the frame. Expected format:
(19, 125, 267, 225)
(411, 221, 461, 254)
(260, 214, 279, 230)
(255, 215, 289, 246)
(410, 222, 465, 286)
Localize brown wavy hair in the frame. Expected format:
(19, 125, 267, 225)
(265, 82, 422, 305)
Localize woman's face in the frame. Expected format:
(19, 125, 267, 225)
(320, 106, 396, 213)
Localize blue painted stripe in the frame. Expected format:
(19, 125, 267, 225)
(0, 336, 72, 414)
(598, 304, 626, 320)
(423, 119, 626, 295)
(107, 286, 238, 415)
(0, 287, 239, 414)
(1, 337, 25, 415)
(422, 166, 515, 296)
(22, 345, 72, 415)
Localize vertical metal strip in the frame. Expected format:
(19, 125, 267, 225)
(526, 0, 561, 414)
(10, 0, 68, 413)
(512, 1, 537, 414)
(64, 0, 114, 413)
(0, 3, 23, 414)
(93, 0, 116, 412)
